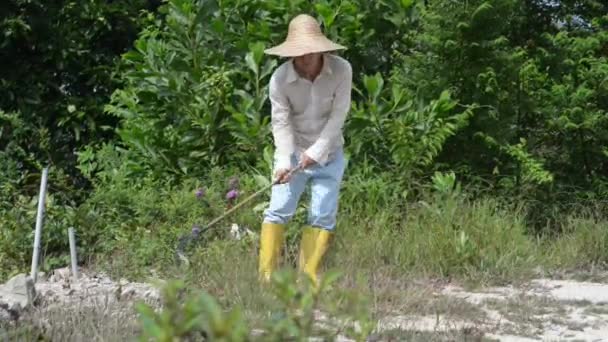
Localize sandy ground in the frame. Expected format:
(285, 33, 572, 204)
(389, 278, 608, 341)
(4, 267, 608, 341)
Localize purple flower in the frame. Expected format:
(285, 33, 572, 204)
(195, 188, 205, 199)
(192, 225, 201, 237)
(226, 189, 239, 201)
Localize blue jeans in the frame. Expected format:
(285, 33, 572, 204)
(263, 150, 346, 231)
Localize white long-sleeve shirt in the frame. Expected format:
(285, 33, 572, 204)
(268, 53, 352, 170)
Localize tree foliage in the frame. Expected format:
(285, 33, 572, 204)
(0, 0, 156, 198)
(1, 0, 606, 201)
(396, 0, 608, 200)
(1, 0, 608, 275)
(102, 0, 459, 180)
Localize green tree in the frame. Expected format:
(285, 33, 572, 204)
(0, 0, 156, 199)
(103, 0, 418, 179)
(394, 0, 608, 209)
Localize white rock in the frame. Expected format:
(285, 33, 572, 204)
(0, 305, 13, 322)
(0, 273, 36, 311)
(121, 288, 136, 299)
(230, 223, 242, 240)
(52, 267, 71, 281)
(229, 223, 257, 240)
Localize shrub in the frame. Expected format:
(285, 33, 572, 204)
(135, 270, 375, 341)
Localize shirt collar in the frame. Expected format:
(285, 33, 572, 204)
(286, 53, 333, 83)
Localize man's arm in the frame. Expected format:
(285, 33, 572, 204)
(269, 73, 295, 171)
(305, 61, 353, 164)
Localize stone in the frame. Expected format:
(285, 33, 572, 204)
(121, 288, 136, 299)
(0, 273, 36, 311)
(229, 223, 256, 240)
(52, 267, 71, 282)
(0, 305, 14, 322)
(229, 223, 242, 240)
(1, 269, 163, 324)
(42, 289, 58, 304)
(144, 290, 158, 299)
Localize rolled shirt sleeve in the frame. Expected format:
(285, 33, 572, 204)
(305, 61, 352, 164)
(269, 73, 296, 171)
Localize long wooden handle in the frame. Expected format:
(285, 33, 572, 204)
(203, 165, 302, 230)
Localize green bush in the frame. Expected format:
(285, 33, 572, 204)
(102, 0, 461, 182)
(136, 270, 375, 342)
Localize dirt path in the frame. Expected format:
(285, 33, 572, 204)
(374, 278, 608, 341)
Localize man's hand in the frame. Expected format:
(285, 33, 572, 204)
(274, 168, 292, 184)
(273, 154, 316, 184)
(299, 153, 316, 169)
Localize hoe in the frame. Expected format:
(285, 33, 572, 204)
(175, 166, 301, 266)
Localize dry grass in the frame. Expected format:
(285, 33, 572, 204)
(1, 300, 141, 342)
(482, 294, 568, 337)
(373, 328, 497, 342)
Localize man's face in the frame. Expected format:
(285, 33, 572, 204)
(294, 53, 322, 73)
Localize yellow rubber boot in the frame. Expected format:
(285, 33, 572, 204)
(298, 226, 332, 289)
(258, 222, 286, 283)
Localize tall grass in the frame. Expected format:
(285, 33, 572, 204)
(3, 168, 608, 340)
(332, 196, 538, 287)
(62, 168, 605, 320)
(541, 213, 608, 272)
(73, 168, 608, 288)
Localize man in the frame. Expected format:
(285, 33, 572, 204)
(258, 14, 352, 287)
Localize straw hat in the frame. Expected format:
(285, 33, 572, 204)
(264, 14, 346, 57)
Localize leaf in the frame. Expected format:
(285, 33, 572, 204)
(253, 201, 269, 213)
(386, 13, 406, 27)
(171, 59, 192, 74)
(189, 151, 207, 158)
(135, 38, 148, 53)
(391, 84, 407, 107)
(456, 21, 470, 32)
(198, 292, 223, 331)
(234, 89, 254, 102)
(249, 41, 266, 65)
(254, 174, 271, 187)
(471, 2, 494, 23)
(319, 269, 342, 289)
(225, 308, 248, 339)
(400, 0, 414, 9)
(363, 73, 384, 101)
(314, 2, 336, 28)
(245, 52, 258, 75)
(444, 40, 457, 49)
(136, 303, 163, 339)
(260, 59, 277, 79)
(211, 18, 225, 33)
(123, 50, 143, 63)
